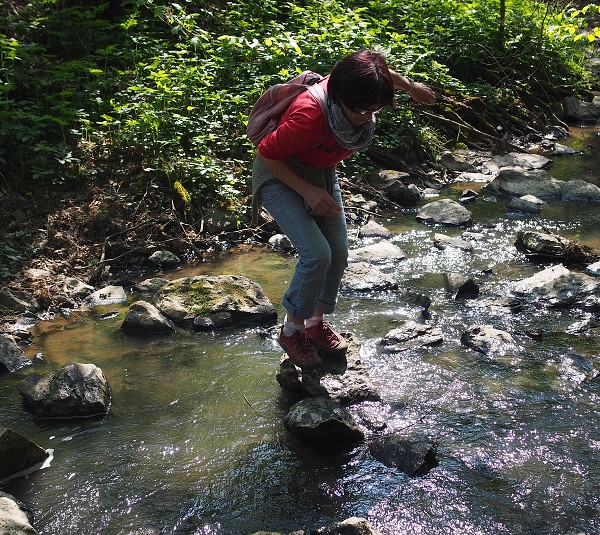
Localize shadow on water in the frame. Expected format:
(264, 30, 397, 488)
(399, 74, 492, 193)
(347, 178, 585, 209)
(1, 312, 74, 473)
(1, 125, 599, 534)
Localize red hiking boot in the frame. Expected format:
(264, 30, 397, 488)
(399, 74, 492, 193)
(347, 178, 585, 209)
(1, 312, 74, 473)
(278, 327, 323, 370)
(304, 321, 348, 357)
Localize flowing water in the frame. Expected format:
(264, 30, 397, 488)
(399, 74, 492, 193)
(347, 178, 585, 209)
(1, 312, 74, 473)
(1, 126, 599, 534)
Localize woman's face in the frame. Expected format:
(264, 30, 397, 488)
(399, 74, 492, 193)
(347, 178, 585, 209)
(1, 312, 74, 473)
(340, 101, 382, 126)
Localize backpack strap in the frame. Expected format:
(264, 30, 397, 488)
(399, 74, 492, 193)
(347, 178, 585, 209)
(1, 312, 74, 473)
(307, 78, 329, 144)
(307, 82, 327, 114)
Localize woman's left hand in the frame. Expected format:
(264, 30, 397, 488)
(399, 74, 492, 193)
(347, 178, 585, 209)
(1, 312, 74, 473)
(409, 82, 436, 105)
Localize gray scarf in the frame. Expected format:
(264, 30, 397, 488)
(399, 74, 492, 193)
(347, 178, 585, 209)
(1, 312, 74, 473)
(325, 93, 376, 152)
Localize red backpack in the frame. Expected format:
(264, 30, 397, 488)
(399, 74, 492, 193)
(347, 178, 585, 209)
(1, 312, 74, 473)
(246, 70, 328, 147)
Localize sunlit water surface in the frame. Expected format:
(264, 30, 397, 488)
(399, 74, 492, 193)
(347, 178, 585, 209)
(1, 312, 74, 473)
(1, 127, 599, 534)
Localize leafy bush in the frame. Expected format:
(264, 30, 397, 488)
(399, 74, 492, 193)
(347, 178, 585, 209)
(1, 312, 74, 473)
(0, 0, 597, 213)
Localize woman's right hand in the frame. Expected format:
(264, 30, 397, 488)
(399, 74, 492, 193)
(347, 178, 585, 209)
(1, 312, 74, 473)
(303, 183, 341, 216)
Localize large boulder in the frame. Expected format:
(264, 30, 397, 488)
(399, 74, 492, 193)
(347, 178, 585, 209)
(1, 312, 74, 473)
(0, 428, 49, 481)
(152, 275, 277, 329)
(0, 336, 31, 374)
(283, 397, 364, 448)
(17, 363, 112, 418)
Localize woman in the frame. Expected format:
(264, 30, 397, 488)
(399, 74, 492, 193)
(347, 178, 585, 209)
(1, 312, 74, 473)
(252, 49, 436, 369)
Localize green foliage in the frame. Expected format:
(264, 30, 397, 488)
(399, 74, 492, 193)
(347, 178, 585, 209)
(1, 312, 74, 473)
(0, 0, 597, 214)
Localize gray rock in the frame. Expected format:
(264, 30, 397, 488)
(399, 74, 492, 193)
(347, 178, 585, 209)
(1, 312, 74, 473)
(369, 434, 438, 477)
(84, 285, 128, 307)
(515, 229, 598, 266)
(313, 516, 382, 535)
(268, 233, 293, 252)
(347, 194, 378, 212)
(363, 169, 419, 206)
(0, 335, 31, 374)
(512, 264, 600, 310)
(562, 95, 600, 123)
(560, 179, 600, 201)
(147, 250, 180, 268)
(444, 273, 479, 299)
(553, 353, 599, 384)
(508, 194, 546, 213)
(437, 151, 476, 172)
(121, 300, 175, 334)
(460, 325, 519, 356)
(456, 171, 492, 183)
(514, 230, 571, 259)
(416, 199, 472, 227)
(488, 152, 553, 170)
(458, 189, 479, 203)
(283, 397, 364, 448)
(0, 428, 49, 482)
(17, 362, 112, 419)
(434, 233, 473, 252)
(586, 260, 600, 276)
(193, 311, 235, 330)
(63, 278, 94, 298)
(341, 262, 398, 292)
(549, 142, 582, 157)
(0, 492, 36, 535)
(358, 220, 393, 239)
(348, 240, 407, 264)
(379, 323, 443, 353)
(277, 333, 380, 404)
(153, 275, 277, 329)
(0, 288, 38, 314)
(22, 268, 52, 281)
(484, 168, 561, 198)
(134, 277, 169, 293)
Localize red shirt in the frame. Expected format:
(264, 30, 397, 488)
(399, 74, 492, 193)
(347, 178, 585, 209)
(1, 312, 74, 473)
(257, 79, 353, 168)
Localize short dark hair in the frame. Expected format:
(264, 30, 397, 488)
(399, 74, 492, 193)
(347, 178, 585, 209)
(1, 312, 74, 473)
(328, 50, 395, 111)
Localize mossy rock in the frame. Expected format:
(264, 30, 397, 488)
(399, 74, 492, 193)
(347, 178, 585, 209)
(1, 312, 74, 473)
(152, 275, 278, 329)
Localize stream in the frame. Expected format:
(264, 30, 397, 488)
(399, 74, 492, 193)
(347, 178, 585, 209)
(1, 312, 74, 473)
(1, 126, 599, 534)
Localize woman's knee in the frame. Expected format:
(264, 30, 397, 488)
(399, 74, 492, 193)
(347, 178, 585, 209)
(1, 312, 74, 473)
(299, 241, 332, 274)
